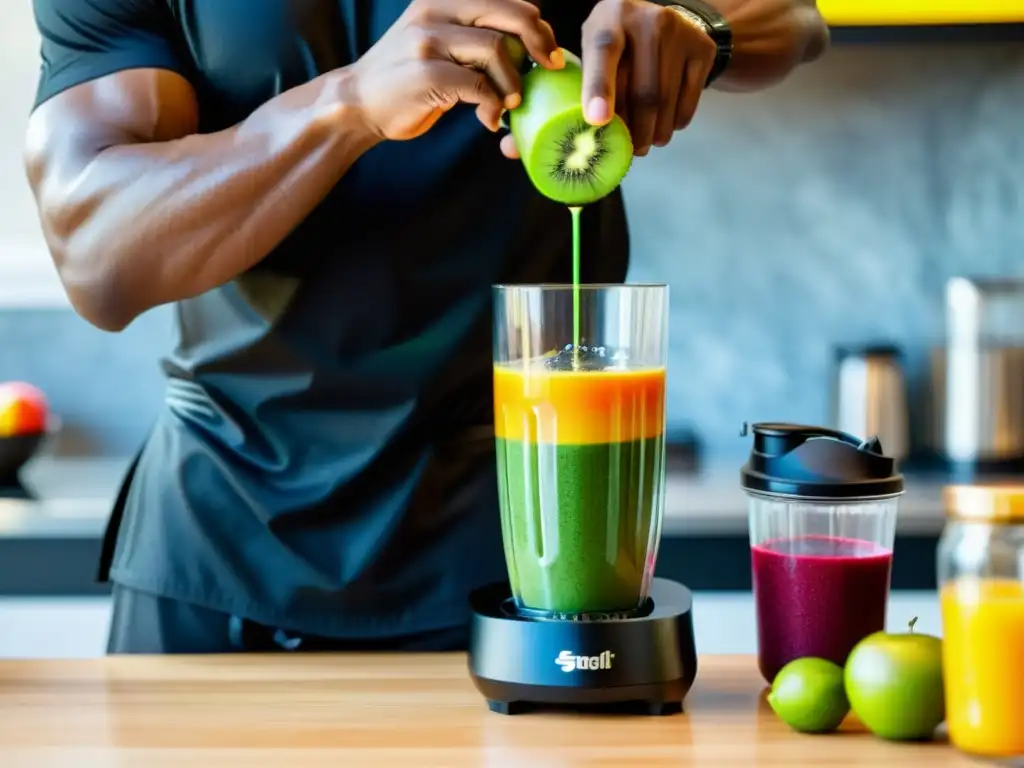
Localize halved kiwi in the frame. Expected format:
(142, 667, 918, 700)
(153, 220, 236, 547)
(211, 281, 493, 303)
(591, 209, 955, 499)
(509, 48, 633, 206)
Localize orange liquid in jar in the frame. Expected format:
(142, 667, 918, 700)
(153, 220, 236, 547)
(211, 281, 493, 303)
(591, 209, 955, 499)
(940, 577, 1024, 758)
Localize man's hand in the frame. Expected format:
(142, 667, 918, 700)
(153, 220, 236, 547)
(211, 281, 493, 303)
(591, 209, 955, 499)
(579, 0, 719, 157)
(500, 0, 828, 160)
(347, 0, 564, 141)
(501, 0, 710, 160)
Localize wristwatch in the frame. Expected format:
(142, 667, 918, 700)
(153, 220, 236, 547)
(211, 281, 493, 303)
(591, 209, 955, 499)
(649, 0, 733, 88)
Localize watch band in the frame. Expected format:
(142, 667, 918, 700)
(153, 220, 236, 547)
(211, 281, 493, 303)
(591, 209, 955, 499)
(651, 0, 733, 87)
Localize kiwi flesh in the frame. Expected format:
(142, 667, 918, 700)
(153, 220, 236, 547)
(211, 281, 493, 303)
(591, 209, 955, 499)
(508, 48, 633, 206)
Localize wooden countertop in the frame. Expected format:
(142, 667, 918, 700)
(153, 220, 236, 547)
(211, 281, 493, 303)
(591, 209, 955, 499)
(0, 654, 975, 766)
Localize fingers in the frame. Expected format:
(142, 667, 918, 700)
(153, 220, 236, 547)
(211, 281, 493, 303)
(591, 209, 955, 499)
(614, 58, 631, 131)
(626, 24, 658, 156)
(499, 133, 519, 158)
(668, 11, 716, 131)
(674, 53, 712, 130)
(437, 24, 523, 109)
(420, 60, 505, 131)
(652, 31, 684, 147)
(580, 13, 625, 126)
(437, 0, 563, 70)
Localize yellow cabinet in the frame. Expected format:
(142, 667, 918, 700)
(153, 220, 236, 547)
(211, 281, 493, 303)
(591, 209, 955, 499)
(819, 0, 1024, 26)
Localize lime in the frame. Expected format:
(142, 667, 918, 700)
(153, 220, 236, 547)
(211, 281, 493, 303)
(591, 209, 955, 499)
(844, 618, 944, 741)
(767, 657, 850, 734)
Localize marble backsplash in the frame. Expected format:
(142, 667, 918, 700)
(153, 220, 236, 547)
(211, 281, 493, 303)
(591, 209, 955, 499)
(1, 44, 1022, 458)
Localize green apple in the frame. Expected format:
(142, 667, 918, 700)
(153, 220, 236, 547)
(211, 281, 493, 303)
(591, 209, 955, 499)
(844, 617, 945, 741)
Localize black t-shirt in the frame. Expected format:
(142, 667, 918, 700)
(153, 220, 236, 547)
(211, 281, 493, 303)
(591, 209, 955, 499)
(33, 0, 630, 637)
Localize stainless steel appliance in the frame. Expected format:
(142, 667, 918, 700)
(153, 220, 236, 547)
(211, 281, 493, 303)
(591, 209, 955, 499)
(832, 345, 909, 462)
(926, 277, 1024, 469)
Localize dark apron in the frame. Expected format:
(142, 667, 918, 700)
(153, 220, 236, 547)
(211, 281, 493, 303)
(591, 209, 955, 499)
(97, 443, 145, 583)
(95, 426, 491, 651)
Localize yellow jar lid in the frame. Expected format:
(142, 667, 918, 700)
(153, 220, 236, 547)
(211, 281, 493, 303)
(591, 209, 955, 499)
(943, 485, 1024, 523)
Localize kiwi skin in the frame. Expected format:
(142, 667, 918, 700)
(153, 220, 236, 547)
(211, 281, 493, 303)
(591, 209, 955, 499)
(508, 48, 634, 206)
(502, 35, 530, 75)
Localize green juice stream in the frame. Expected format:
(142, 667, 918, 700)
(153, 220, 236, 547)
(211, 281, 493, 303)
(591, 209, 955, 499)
(570, 206, 582, 354)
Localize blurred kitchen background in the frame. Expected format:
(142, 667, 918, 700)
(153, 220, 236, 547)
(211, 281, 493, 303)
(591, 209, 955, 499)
(1, 3, 1022, 656)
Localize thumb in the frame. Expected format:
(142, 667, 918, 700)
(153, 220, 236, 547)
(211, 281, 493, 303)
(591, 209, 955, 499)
(580, 28, 624, 125)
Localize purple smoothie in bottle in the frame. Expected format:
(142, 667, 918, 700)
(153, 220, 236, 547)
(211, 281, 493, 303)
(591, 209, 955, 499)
(739, 423, 904, 685)
(752, 535, 893, 683)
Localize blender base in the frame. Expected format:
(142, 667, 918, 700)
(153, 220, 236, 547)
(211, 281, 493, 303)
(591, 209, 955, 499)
(467, 578, 697, 716)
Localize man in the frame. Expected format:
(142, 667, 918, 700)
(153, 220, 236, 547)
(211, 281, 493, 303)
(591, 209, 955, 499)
(25, 0, 828, 653)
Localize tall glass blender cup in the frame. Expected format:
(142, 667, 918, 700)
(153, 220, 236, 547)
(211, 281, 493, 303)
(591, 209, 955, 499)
(492, 284, 669, 620)
(740, 424, 904, 684)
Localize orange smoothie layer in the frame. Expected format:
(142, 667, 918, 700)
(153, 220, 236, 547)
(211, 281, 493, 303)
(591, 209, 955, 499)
(941, 577, 1024, 758)
(493, 365, 666, 445)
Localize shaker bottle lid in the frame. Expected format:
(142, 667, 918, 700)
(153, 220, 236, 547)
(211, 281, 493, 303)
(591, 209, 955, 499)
(943, 485, 1024, 523)
(740, 423, 904, 500)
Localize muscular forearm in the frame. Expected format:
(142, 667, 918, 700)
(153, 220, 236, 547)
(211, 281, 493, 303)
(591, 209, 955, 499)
(26, 68, 379, 331)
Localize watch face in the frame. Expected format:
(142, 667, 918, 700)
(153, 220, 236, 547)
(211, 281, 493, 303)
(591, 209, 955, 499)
(668, 5, 713, 34)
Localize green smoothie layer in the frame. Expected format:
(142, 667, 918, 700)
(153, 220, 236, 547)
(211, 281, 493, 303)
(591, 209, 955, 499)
(495, 435, 665, 615)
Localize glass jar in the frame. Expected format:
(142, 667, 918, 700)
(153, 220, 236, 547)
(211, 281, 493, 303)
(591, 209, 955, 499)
(937, 485, 1024, 760)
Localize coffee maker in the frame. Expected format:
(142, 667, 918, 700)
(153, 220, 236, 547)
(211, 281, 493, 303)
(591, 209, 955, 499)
(467, 284, 697, 716)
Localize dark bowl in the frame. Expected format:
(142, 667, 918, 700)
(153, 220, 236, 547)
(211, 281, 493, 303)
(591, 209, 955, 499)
(0, 415, 61, 486)
(0, 432, 46, 486)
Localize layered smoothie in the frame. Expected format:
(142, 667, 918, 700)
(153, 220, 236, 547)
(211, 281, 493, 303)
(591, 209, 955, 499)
(753, 535, 893, 683)
(493, 352, 666, 617)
